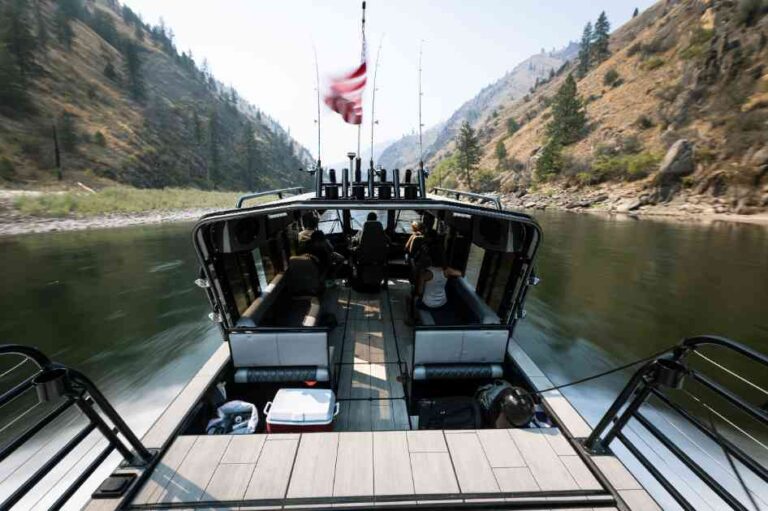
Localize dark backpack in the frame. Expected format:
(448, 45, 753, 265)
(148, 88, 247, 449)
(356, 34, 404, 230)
(417, 397, 483, 430)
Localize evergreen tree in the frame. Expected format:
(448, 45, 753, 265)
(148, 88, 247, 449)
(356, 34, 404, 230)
(577, 22, 592, 77)
(103, 59, 117, 81)
(495, 139, 508, 169)
(54, 9, 74, 48)
(58, 111, 78, 152)
(546, 74, 586, 145)
(240, 122, 260, 189)
(633, 7, 639, 17)
(535, 138, 563, 181)
(0, 44, 30, 111)
(506, 118, 519, 135)
(1, 0, 38, 76)
(34, 1, 48, 49)
(122, 40, 144, 99)
(592, 12, 611, 63)
(455, 121, 481, 190)
(207, 107, 221, 186)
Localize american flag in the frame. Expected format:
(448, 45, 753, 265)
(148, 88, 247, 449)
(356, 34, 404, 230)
(324, 61, 367, 125)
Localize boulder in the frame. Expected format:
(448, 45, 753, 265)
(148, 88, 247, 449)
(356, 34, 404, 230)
(658, 139, 695, 181)
(616, 198, 642, 213)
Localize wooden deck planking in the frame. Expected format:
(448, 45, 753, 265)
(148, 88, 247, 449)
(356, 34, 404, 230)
(406, 430, 447, 453)
(508, 429, 579, 492)
(372, 431, 415, 496)
(476, 429, 526, 468)
(287, 433, 339, 498)
(410, 452, 460, 495)
(133, 435, 197, 504)
(243, 437, 299, 500)
(444, 432, 500, 493)
(157, 435, 231, 504)
(493, 467, 540, 492)
(220, 434, 265, 464)
(202, 463, 254, 502)
(334, 432, 374, 497)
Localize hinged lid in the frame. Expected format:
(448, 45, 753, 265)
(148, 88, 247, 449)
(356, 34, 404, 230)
(265, 388, 336, 424)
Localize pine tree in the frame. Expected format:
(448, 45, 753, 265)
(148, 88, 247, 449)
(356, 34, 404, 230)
(455, 121, 481, 190)
(577, 22, 592, 77)
(506, 118, 519, 135)
(34, 1, 48, 49)
(592, 12, 611, 64)
(495, 139, 508, 169)
(103, 59, 117, 81)
(207, 107, 221, 186)
(633, 7, 639, 17)
(535, 138, 563, 181)
(0, 44, 30, 111)
(546, 74, 586, 145)
(1, 0, 38, 76)
(58, 111, 78, 152)
(122, 40, 144, 99)
(240, 122, 260, 189)
(55, 9, 74, 49)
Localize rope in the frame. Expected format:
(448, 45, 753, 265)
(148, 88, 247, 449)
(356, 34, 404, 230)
(529, 344, 677, 395)
(693, 351, 768, 397)
(0, 358, 29, 381)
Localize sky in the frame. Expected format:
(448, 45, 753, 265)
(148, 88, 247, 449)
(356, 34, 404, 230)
(125, 0, 656, 164)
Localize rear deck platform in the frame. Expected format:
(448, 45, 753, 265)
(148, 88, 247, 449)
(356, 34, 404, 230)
(130, 429, 618, 509)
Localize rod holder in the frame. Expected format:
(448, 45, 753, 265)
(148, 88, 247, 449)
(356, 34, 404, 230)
(342, 168, 349, 198)
(34, 368, 68, 402)
(653, 359, 687, 389)
(393, 168, 400, 199)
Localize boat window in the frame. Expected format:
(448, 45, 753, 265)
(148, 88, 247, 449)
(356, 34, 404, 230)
(476, 250, 518, 316)
(318, 210, 344, 234)
(252, 247, 269, 291)
(394, 210, 421, 233)
(465, 243, 484, 289)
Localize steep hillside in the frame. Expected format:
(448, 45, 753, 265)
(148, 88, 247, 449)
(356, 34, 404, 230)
(378, 43, 579, 170)
(0, 0, 312, 191)
(428, 0, 768, 215)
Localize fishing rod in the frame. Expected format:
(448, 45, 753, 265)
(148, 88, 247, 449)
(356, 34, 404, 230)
(356, 1, 366, 177)
(369, 36, 383, 173)
(313, 44, 322, 171)
(418, 40, 429, 194)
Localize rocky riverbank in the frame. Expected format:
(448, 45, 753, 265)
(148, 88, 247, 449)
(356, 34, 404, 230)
(501, 183, 768, 226)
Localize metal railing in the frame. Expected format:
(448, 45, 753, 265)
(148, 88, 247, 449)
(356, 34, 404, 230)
(0, 344, 154, 510)
(584, 335, 768, 511)
(236, 187, 305, 208)
(430, 187, 502, 210)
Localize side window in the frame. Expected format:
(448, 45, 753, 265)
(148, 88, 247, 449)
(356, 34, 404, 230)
(465, 243, 485, 289)
(252, 247, 270, 290)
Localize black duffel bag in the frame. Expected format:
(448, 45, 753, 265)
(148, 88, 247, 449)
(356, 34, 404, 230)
(417, 396, 483, 430)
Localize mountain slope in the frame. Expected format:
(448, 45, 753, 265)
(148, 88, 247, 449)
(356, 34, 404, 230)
(0, 0, 312, 191)
(378, 43, 579, 170)
(419, 0, 768, 213)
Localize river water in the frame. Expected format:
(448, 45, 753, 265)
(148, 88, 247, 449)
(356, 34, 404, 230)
(0, 211, 766, 508)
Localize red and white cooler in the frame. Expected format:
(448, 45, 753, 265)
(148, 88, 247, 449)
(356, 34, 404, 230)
(264, 388, 339, 433)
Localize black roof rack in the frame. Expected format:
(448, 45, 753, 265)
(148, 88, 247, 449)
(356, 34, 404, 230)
(430, 187, 502, 211)
(236, 187, 305, 208)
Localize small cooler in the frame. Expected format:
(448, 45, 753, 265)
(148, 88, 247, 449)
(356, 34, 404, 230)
(264, 388, 339, 433)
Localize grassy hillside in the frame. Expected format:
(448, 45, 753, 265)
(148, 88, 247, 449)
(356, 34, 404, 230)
(0, 0, 312, 192)
(422, 0, 768, 213)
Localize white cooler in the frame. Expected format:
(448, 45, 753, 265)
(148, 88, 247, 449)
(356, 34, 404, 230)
(264, 388, 339, 433)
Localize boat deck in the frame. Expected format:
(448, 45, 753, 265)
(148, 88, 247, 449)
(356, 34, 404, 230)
(130, 429, 618, 509)
(84, 280, 660, 510)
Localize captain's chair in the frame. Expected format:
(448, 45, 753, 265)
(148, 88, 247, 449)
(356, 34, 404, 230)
(352, 217, 389, 290)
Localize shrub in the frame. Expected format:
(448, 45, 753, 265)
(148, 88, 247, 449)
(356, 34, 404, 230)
(506, 118, 519, 135)
(603, 68, 621, 87)
(737, 0, 767, 26)
(93, 131, 107, 147)
(535, 140, 564, 181)
(680, 28, 713, 60)
(473, 169, 498, 193)
(0, 157, 15, 180)
(591, 151, 661, 182)
(642, 57, 665, 71)
(635, 114, 655, 130)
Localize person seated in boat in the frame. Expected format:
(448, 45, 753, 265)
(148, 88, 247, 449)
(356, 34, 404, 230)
(351, 212, 390, 247)
(298, 212, 344, 272)
(413, 243, 463, 323)
(404, 221, 426, 258)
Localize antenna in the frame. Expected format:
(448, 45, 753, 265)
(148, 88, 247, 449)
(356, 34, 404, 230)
(369, 36, 383, 172)
(357, 1, 366, 162)
(313, 45, 322, 169)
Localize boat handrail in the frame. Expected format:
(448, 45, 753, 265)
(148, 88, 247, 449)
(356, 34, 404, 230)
(0, 344, 155, 509)
(430, 187, 502, 210)
(584, 334, 768, 511)
(236, 187, 305, 208)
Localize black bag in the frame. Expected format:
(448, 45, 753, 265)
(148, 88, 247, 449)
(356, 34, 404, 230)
(417, 397, 483, 430)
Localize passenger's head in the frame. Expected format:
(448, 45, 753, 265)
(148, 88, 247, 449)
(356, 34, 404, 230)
(428, 242, 446, 268)
(411, 221, 424, 234)
(302, 212, 319, 230)
(366, 212, 378, 222)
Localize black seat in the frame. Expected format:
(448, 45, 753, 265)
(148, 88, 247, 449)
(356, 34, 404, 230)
(352, 221, 388, 290)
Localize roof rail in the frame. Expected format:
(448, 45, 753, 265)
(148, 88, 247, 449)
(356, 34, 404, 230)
(0, 344, 155, 509)
(236, 187, 304, 208)
(430, 187, 502, 210)
(584, 335, 767, 511)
